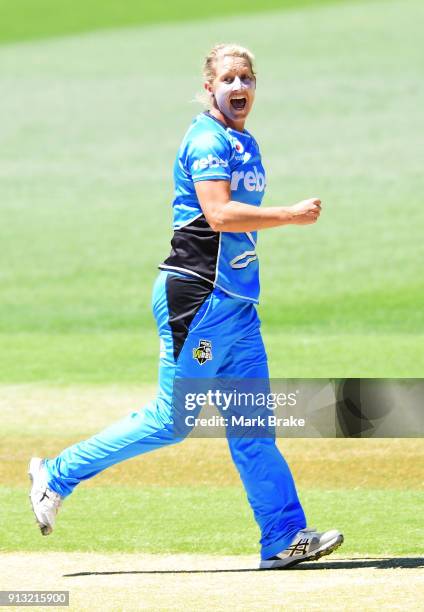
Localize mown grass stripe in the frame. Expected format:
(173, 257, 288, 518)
(0, 0, 371, 45)
(2, 486, 422, 555)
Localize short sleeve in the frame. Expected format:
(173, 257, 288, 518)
(186, 131, 232, 182)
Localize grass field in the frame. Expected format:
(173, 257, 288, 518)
(1, 386, 423, 556)
(1, 0, 423, 383)
(1, 387, 423, 609)
(1, 0, 423, 608)
(0, 0, 366, 44)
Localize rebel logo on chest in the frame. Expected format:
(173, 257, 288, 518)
(230, 166, 265, 192)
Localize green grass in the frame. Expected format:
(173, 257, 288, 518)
(1, 0, 421, 570)
(2, 486, 422, 555)
(0, 0, 367, 45)
(1, 0, 424, 383)
(0, 332, 422, 383)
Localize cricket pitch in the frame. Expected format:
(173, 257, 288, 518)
(2, 553, 423, 611)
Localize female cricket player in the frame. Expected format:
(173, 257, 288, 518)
(29, 43, 343, 569)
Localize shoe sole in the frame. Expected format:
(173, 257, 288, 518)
(259, 533, 344, 570)
(28, 458, 53, 536)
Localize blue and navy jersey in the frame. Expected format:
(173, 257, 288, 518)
(160, 112, 266, 303)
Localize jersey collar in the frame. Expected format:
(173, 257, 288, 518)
(203, 111, 247, 134)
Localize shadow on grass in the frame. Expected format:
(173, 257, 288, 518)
(64, 557, 424, 577)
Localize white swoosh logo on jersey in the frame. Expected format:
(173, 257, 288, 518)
(230, 250, 257, 269)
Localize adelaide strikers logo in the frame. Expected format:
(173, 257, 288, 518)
(193, 340, 213, 365)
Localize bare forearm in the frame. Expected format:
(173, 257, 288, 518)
(208, 200, 298, 232)
(195, 180, 321, 230)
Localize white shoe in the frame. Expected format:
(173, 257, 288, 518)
(28, 457, 63, 536)
(260, 528, 344, 569)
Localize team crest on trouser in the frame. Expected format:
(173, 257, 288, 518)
(193, 340, 213, 365)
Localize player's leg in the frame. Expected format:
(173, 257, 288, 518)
(216, 314, 308, 561)
(29, 272, 219, 533)
(217, 305, 343, 566)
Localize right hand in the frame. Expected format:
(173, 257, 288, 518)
(290, 198, 322, 225)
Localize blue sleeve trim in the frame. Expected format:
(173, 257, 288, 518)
(192, 173, 231, 183)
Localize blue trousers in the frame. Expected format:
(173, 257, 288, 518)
(45, 271, 306, 559)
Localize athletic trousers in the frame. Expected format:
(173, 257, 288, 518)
(45, 271, 306, 559)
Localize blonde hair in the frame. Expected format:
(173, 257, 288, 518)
(197, 43, 256, 107)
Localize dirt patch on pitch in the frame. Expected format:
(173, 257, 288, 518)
(1, 552, 423, 611)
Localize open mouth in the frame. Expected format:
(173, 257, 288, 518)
(230, 96, 247, 110)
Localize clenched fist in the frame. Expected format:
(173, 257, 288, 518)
(290, 198, 322, 225)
